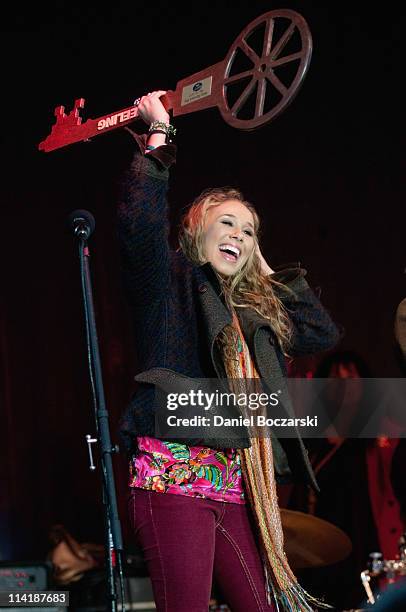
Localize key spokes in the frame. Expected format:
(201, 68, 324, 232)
(220, 10, 312, 129)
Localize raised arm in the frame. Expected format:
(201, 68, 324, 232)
(117, 92, 175, 310)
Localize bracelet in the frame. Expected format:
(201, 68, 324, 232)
(145, 144, 156, 151)
(148, 120, 177, 142)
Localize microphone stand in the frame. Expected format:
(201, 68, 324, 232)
(71, 212, 126, 612)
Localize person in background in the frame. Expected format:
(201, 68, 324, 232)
(288, 350, 405, 610)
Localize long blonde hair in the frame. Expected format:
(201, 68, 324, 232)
(178, 187, 292, 352)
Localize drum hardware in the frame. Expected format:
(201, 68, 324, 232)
(360, 533, 406, 606)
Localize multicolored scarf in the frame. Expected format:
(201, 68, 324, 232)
(219, 313, 329, 611)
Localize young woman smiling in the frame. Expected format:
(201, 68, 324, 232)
(118, 91, 339, 611)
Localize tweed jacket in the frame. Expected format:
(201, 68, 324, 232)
(117, 141, 340, 488)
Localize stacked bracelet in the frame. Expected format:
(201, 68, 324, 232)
(148, 120, 177, 142)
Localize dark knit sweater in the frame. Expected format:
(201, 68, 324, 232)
(117, 138, 340, 486)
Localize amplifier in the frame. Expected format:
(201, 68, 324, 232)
(0, 562, 49, 590)
(0, 562, 67, 611)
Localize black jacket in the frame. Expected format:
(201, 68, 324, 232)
(117, 140, 340, 488)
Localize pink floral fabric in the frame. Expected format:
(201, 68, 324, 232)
(130, 436, 245, 504)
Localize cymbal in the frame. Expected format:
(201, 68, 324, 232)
(280, 509, 352, 569)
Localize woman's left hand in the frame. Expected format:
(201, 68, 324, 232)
(136, 90, 170, 125)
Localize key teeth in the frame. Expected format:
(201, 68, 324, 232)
(72, 99, 85, 125)
(54, 105, 66, 122)
(74, 99, 85, 123)
(53, 99, 86, 126)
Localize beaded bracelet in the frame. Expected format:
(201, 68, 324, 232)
(148, 120, 177, 142)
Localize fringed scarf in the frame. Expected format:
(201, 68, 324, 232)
(218, 313, 330, 611)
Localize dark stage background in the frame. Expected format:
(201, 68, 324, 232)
(1, 1, 405, 567)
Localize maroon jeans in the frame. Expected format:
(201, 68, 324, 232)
(128, 488, 275, 611)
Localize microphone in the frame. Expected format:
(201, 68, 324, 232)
(67, 209, 96, 240)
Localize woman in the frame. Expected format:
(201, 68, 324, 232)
(118, 91, 340, 611)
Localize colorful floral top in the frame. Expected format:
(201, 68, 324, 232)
(130, 437, 245, 504)
(129, 314, 256, 504)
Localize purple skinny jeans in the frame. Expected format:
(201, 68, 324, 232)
(128, 488, 275, 611)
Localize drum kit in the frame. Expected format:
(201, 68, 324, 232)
(279, 511, 406, 611)
(359, 534, 406, 609)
